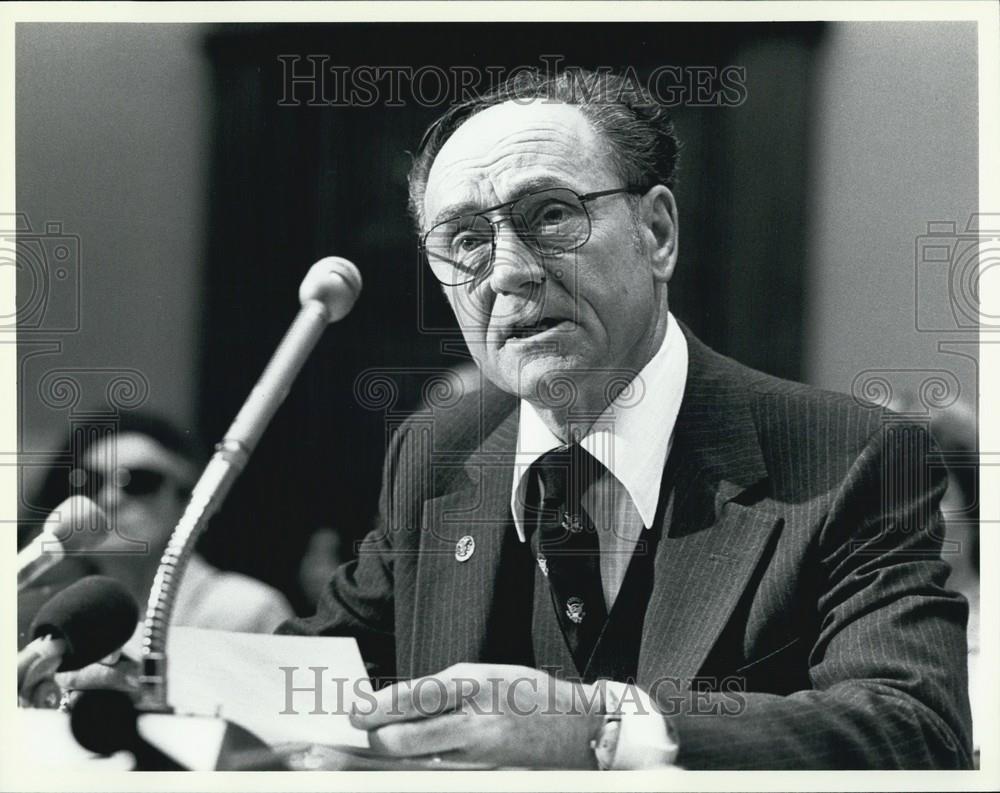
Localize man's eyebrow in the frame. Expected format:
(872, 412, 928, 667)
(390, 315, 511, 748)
(507, 175, 573, 198)
(427, 175, 579, 228)
(429, 199, 481, 228)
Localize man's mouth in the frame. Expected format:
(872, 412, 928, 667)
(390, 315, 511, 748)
(502, 318, 572, 343)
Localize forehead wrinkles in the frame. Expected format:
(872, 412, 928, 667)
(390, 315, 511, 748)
(425, 109, 611, 219)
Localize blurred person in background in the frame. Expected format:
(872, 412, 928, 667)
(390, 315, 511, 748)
(19, 411, 293, 640)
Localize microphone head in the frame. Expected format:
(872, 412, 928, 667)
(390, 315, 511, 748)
(70, 690, 139, 756)
(299, 256, 362, 323)
(41, 496, 109, 553)
(30, 575, 139, 671)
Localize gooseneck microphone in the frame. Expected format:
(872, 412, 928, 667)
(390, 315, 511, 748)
(140, 257, 362, 711)
(17, 497, 109, 591)
(17, 575, 140, 707)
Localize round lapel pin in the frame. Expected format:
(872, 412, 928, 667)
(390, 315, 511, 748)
(455, 535, 475, 562)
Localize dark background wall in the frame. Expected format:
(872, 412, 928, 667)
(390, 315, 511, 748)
(195, 22, 821, 607)
(16, 22, 978, 611)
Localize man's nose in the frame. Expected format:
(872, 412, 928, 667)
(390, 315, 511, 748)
(487, 223, 545, 296)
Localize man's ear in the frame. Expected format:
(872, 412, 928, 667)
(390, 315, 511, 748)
(640, 185, 679, 284)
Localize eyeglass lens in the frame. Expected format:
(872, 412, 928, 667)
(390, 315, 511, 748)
(424, 188, 591, 285)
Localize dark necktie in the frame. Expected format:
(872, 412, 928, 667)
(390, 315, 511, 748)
(527, 444, 608, 670)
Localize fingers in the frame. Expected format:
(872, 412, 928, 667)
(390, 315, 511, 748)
(29, 679, 64, 709)
(20, 653, 63, 701)
(351, 667, 483, 730)
(18, 652, 64, 708)
(17, 637, 63, 690)
(55, 657, 139, 694)
(346, 666, 597, 768)
(350, 664, 547, 730)
(367, 712, 472, 757)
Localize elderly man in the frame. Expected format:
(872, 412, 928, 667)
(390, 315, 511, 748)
(56, 69, 970, 770)
(282, 69, 972, 770)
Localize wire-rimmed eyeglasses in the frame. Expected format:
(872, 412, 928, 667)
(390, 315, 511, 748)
(420, 186, 640, 287)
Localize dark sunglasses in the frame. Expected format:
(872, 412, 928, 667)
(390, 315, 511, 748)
(70, 466, 169, 498)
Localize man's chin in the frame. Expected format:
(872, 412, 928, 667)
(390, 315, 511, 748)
(493, 353, 592, 409)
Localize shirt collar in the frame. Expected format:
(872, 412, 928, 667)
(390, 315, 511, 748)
(510, 311, 689, 541)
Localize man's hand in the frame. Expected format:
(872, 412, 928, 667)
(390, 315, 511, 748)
(54, 651, 140, 703)
(348, 663, 604, 769)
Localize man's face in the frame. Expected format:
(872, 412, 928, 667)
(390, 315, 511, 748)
(80, 432, 192, 557)
(422, 101, 671, 407)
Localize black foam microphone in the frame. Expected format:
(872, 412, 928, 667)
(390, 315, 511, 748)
(70, 690, 185, 770)
(18, 575, 139, 706)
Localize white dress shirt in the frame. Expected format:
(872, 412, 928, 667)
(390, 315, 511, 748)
(509, 311, 688, 768)
(511, 311, 688, 607)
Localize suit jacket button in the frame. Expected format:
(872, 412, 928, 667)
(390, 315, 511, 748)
(455, 535, 475, 562)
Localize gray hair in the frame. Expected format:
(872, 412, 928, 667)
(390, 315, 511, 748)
(407, 67, 681, 231)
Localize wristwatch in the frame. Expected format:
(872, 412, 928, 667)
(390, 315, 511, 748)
(589, 681, 623, 770)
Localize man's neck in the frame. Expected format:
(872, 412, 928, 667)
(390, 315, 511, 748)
(526, 309, 670, 441)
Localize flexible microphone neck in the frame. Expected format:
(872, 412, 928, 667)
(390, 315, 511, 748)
(139, 257, 362, 712)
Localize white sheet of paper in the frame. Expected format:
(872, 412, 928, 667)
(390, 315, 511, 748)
(165, 626, 370, 748)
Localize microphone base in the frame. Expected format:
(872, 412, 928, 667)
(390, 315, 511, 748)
(138, 652, 173, 713)
(137, 698, 175, 715)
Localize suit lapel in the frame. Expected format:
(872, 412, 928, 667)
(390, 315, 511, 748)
(406, 330, 782, 685)
(638, 331, 782, 690)
(408, 403, 519, 678)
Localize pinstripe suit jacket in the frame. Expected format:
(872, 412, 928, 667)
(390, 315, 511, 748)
(281, 327, 973, 769)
